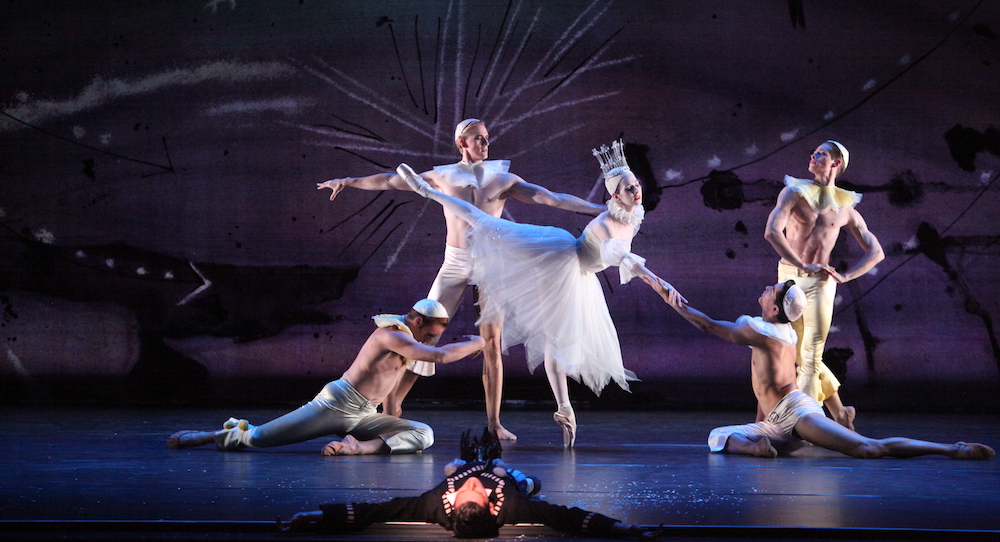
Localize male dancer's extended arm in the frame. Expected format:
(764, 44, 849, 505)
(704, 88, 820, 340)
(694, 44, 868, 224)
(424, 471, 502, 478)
(383, 330, 485, 365)
(318, 172, 418, 200)
(643, 278, 762, 348)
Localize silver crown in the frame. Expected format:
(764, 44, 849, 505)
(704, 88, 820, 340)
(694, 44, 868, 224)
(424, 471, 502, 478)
(592, 139, 630, 178)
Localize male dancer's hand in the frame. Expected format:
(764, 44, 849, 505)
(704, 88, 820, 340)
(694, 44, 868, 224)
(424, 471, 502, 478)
(802, 263, 826, 275)
(317, 179, 351, 201)
(642, 276, 687, 306)
(276, 510, 323, 532)
(608, 522, 664, 539)
(462, 335, 486, 359)
(823, 264, 848, 283)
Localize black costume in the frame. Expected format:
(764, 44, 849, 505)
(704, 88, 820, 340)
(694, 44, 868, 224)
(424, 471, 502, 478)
(317, 460, 620, 536)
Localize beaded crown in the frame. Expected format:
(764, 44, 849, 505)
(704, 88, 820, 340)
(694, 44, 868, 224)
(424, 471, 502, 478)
(592, 139, 631, 179)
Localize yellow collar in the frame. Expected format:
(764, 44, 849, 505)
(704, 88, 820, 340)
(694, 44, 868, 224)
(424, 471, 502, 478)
(784, 175, 861, 214)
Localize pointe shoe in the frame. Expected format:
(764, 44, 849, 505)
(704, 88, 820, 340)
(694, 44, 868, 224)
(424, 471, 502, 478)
(396, 163, 432, 197)
(553, 408, 576, 448)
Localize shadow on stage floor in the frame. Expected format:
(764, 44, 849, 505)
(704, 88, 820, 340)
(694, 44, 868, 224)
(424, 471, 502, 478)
(1, 403, 998, 541)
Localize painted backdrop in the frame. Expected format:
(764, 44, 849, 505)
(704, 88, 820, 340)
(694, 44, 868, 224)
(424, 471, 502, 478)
(1, 0, 998, 406)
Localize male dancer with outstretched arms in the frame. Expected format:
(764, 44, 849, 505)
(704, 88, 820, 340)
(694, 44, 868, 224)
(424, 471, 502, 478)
(318, 119, 605, 440)
(644, 277, 992, 460)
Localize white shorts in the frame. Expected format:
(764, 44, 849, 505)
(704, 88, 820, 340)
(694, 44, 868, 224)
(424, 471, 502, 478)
(708, 390, 824, 452)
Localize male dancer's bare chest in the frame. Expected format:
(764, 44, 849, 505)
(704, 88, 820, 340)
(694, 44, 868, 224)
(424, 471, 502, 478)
(791, 198, 849, 239)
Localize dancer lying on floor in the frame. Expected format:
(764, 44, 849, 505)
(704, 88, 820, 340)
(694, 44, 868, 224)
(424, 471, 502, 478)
(166, 299, 483, 455)
(277, 428, 661, 539)
(644, 278, 995, 460)
(394, 138, 677, 448)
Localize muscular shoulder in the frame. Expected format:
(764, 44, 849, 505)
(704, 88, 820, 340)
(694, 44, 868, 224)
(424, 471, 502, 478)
(422, 169, 447, 189)
(775, 186, 807, 210)
(371, 326, 415, 349)
(495, 172, 525, 191)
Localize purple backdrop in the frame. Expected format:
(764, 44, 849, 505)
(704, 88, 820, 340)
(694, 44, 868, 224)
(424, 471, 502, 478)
(1, 1, 998, 403)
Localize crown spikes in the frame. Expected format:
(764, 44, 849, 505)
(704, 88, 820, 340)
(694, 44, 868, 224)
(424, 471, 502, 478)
(592, 139, 630, 178)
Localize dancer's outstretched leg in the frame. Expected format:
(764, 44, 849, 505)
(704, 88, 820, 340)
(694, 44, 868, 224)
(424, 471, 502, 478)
(397, 164, 487, 225)
(795, 413, 995, 459)
(545, 356, 575, 448)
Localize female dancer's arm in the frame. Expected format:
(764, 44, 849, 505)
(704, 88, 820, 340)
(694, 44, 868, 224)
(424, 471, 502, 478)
(590, 214, 686, 300)
(590, 214, 659, 284)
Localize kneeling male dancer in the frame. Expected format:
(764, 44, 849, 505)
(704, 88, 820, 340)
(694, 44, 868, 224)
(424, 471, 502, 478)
(167, 299, 484, 455)
(643, 277, 994, 461)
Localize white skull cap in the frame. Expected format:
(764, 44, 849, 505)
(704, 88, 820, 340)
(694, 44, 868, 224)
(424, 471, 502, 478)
(412, 298, 449, 319)
(826, 140, 850, 172)
(782, 284, 807, 323)
(455, 118, 482, 142)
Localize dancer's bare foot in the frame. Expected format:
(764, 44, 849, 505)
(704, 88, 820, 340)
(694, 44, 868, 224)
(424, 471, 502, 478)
(167, 430, 216, 449)
(840, 406, 856, 432)
(322, 435, 361, 456)
(726, 434, 778, 458)
(749, 436, 778, 458)
(952, 442, 995, 460)
(321, 435, 388, 456)
(490, 423, 517, 441)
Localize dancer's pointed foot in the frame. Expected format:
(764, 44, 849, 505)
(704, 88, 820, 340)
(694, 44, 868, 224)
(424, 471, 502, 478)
(396, 163, 431, 196)
(490, 423, 517, 441)
(953, 442, 995, 460)
(167, 430, 216, 449)
(553, 408, 576, 448)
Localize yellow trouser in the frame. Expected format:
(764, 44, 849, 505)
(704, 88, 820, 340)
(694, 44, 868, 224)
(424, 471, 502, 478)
(778, 262, 841, 402)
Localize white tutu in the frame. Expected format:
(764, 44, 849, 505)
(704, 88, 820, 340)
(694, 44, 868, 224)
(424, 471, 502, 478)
(465, 212, 638, 395)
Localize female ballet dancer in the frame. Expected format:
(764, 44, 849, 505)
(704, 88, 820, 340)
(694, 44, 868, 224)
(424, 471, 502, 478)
(395, 140, 674, 447)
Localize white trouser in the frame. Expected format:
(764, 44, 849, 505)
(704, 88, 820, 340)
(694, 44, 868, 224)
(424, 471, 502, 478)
(410, 244, 474, 377)
(708, 390, 825, 451)
(778, 262, 841, 402)
(214, 379, 433, 453)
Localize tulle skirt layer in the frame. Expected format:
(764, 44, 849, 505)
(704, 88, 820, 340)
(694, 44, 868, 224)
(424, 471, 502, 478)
(466, 214, 636, 395)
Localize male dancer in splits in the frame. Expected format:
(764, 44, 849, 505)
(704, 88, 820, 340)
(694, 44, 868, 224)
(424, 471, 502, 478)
(764, 140, 883, 430)
(277, 429, 661, 539)
(318, 119, 605, 440)
(644, 277, 993, 461)
(166, 299, 484, 455)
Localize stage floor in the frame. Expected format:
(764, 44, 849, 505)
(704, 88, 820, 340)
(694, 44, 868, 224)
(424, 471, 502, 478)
(2, 405, 998, 541)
